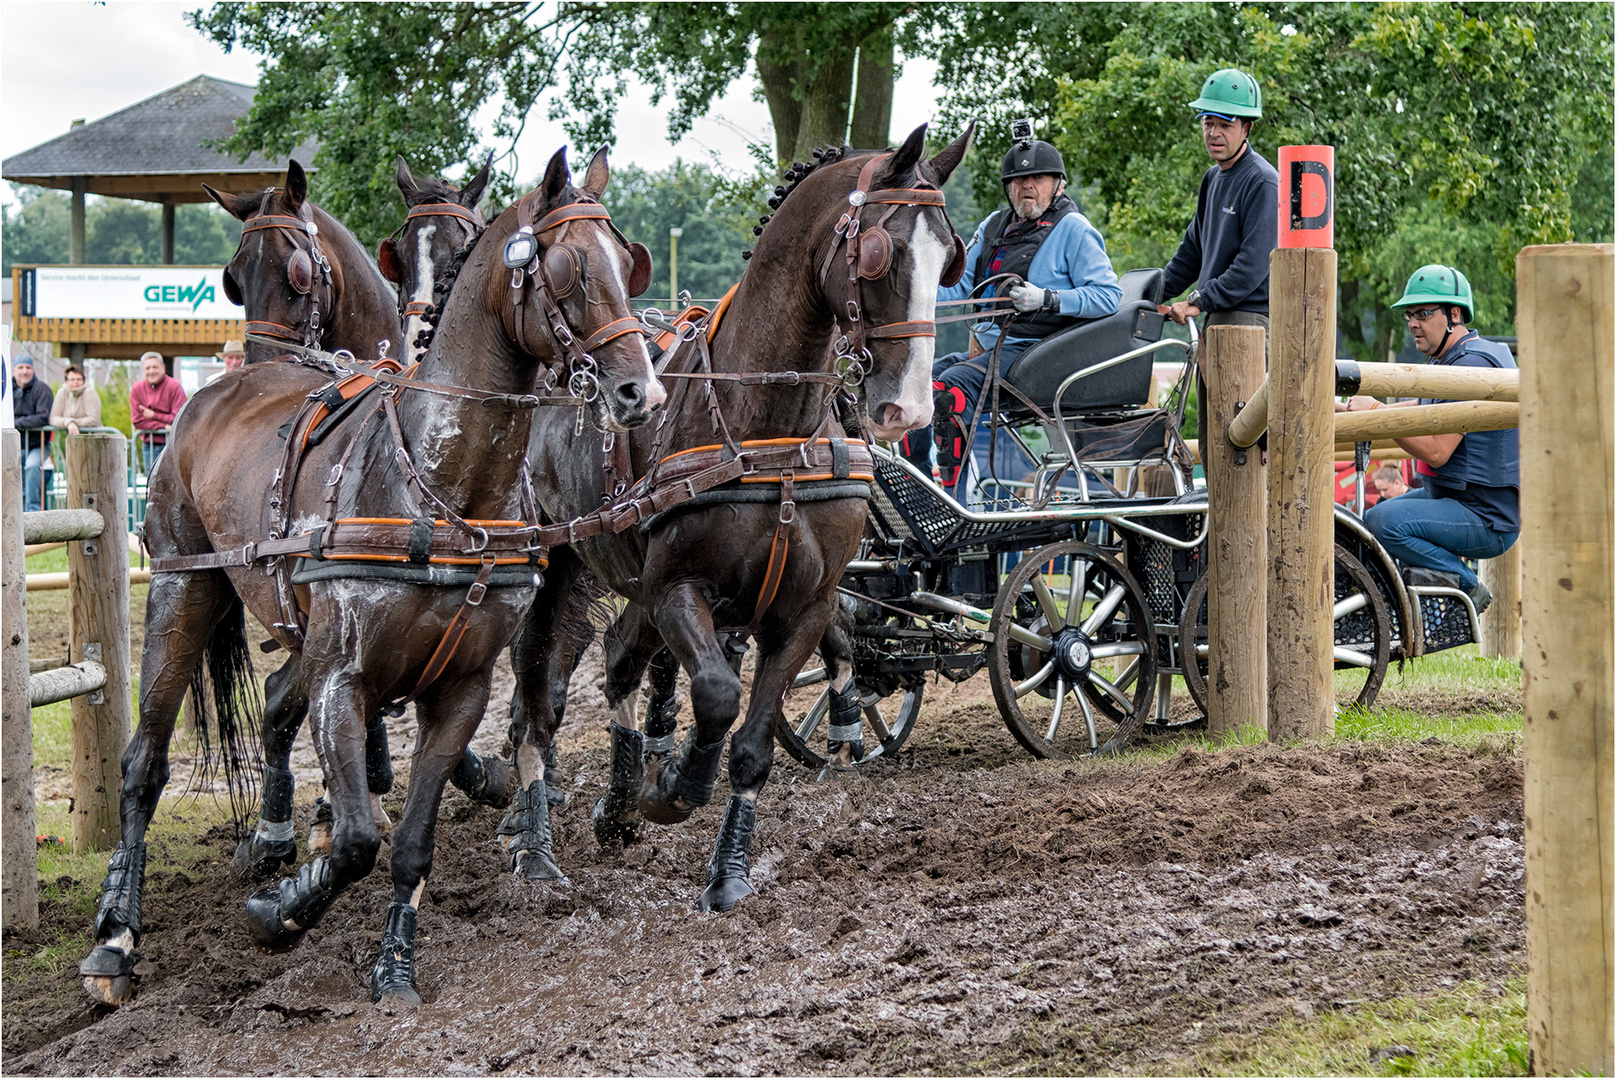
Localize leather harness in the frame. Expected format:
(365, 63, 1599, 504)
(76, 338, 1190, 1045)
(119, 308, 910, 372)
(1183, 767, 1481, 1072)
(238, 202, 335, 351)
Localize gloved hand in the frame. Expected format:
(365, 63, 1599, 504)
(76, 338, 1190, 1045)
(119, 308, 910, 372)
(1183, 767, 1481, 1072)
(1008, 283, 1057, 313)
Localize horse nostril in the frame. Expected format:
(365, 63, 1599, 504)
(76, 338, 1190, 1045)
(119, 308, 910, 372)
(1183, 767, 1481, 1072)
(615, 382, 645, 412)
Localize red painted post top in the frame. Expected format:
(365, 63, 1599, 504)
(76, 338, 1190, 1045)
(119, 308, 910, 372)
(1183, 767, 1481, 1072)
(1277, 145, 1334, 249)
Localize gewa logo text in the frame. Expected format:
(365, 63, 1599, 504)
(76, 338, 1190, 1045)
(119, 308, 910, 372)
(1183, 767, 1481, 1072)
(143, 278, 216, 311)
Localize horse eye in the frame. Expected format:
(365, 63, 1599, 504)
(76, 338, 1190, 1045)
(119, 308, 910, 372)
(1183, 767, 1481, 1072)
(287, 249, 313, 294)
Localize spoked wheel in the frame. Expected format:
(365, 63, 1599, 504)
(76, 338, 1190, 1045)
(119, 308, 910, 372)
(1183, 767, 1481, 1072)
(1181, 543, 1391, 715)
(775, 655, 925, 770)
(989, 541, 1157, 759)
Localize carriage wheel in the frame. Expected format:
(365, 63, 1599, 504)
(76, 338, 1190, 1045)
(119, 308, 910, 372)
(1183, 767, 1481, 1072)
(1180, 544, 1391, 715)
(775, 656, 925, 770)
(989, 541, 1157, 759)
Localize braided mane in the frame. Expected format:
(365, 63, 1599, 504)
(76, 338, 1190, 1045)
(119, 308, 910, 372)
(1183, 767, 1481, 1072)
(743, 145, 850, 259)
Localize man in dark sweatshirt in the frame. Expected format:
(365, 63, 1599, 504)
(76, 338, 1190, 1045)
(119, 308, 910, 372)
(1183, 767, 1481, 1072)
(1158, 68, 1279, 451)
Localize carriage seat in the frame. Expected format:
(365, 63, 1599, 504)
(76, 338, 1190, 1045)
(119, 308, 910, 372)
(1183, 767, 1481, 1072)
(1001, 268, 1166, 416)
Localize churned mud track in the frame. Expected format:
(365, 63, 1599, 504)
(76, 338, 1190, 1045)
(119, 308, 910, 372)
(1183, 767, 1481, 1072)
(5, 660, 1524, 1076)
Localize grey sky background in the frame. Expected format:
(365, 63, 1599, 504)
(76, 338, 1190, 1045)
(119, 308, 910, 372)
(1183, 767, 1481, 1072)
(1, 0, 943, 208)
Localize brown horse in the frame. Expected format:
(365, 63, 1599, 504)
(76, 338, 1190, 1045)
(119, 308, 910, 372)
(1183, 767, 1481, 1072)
(80, 147, 665, 1007)
(378, 155, 492, 362)
(513, 124, 972, 908)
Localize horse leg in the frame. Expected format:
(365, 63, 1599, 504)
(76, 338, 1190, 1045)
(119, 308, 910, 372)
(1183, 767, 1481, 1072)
(639, 585, 738, 826)
(591, 605, 662, 846)
(244, 657, 380, 951)
(309, 704, 397, 856)
(820, 613, 865, 769)
(82, 572, 235, 1005)
(370, 673, 494, 1006)
(700, 602, 831, 911)
(233, 655, 305, 877)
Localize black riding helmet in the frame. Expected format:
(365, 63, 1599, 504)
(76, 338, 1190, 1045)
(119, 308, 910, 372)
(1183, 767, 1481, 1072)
(1001, 140, 1067, 184)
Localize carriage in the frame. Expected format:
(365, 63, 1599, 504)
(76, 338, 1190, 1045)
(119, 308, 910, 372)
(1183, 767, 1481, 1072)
(775, 268, 1491, 767)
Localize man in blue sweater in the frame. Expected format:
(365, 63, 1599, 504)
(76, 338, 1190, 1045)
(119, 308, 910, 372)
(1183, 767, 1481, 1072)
(902, 134, 1121, 487)
(1346, 266, 1517, 614)
(1158, 68, 1279, 451)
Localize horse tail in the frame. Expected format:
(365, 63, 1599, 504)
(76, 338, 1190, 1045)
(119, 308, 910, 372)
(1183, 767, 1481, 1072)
(571, 566, 617, 643)
(186, 593, 264, 831)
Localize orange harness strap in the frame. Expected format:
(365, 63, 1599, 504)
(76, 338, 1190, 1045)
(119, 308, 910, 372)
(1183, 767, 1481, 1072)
(749, 473, 795, 628)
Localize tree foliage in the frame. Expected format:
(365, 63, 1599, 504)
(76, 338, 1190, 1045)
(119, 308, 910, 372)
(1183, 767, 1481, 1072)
(600, 159, 756, 303)
(1, 184, 243, 273)
(926, 2, 1613, 358)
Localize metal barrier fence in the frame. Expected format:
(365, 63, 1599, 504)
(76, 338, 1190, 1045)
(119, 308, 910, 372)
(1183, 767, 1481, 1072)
(33, 424, 166, 532)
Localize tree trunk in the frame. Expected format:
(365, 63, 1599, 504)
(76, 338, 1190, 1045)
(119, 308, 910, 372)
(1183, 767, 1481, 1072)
(792, 50, 856, 164)
(756, 24, 803, 166)
(849, 24, 894, 150)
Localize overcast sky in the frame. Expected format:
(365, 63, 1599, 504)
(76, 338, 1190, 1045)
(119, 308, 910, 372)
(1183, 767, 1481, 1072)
(1, 0, 944, 208)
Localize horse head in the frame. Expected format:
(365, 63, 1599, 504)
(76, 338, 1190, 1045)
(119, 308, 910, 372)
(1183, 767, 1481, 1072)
(825, 123, 974, 442)
(380, 155, 491, 362)
(466, 146, 665, 432)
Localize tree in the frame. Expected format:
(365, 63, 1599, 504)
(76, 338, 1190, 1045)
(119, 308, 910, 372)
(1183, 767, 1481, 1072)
(1, 185, 69, 273)
(925, 2, 1614, 356)
(3, 184, 242, 270)
(601, 159, 753, 303)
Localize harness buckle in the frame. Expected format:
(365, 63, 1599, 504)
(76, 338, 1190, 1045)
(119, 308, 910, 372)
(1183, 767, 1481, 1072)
(464, 526, 490, 554)
(510, 268, 526, 290)
(779, 499, 796, 524)
(466, 579, 489, 606)
(845, 300, 861, 322)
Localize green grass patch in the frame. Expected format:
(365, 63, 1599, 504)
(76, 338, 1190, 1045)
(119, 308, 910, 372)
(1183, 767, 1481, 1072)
(1157, 978, 1528, 1077)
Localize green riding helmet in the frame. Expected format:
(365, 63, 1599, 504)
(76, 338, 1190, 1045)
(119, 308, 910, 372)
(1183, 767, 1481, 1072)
(1188, 68, 1263, 120)
(1391, 264, 1474, 322)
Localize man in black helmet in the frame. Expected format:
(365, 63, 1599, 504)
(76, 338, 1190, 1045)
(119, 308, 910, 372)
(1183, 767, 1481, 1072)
(902, 131, 1121, 488)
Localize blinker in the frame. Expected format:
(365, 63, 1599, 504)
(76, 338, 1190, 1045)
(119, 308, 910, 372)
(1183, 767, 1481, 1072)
(503, 227, 538, 270)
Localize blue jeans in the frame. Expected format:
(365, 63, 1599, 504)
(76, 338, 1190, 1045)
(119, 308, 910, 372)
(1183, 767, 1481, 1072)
(1363, 487, 1518, 589)
(21, 445, 44, 512)
(901, 342, 1032, 487)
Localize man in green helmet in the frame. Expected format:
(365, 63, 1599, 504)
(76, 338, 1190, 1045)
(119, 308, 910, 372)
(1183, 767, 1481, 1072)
(1158, 68, 1279, 451)
(1342, 265, 1518, 613)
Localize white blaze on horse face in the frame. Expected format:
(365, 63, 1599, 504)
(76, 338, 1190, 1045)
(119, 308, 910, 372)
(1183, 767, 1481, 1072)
(577, 225, 666, 412)
(869, 222, 948, 440)
(406, 223, 437, 361)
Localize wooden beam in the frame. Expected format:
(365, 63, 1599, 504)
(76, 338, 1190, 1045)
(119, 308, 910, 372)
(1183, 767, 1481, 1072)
(1518, 243, 1614, 1076)
(1204, 324, 1268, 739)
(1335, 400, 1518, 443)
(1479, 545, 1520, 660)
(1341, 360, 1518, 402)
(2, 432, 39, 929)
(1267, 246, 1336, 740)
(1228, 378, 1269, 448)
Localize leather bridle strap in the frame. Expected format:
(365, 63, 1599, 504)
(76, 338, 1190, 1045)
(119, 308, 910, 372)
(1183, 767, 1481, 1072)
(239, 206, 333, 349)
(405, 202, 481, 225)
(749, 473, 795, 628)
(581, 317, 647, 353)
(405, 555, 498, 703)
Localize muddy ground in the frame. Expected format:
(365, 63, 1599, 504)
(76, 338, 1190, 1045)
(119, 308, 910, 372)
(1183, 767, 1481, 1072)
(6, 599, 1525, 1075)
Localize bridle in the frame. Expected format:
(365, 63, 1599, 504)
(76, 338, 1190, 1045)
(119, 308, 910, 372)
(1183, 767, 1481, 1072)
(234, 197, 336, 351)
(380, 199, 486, 331)
(502, 194, 651, 406)
(819, 153, 967, 384)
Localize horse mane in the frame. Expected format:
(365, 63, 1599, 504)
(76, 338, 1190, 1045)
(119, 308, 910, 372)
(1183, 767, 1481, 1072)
(743, 145, 851, 259)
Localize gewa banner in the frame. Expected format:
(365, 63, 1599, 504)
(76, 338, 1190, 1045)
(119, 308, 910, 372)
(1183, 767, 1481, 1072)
(21, 266, 236, 320)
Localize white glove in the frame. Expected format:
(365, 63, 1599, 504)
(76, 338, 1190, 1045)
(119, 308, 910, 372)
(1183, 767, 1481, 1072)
(1008, 283, 1052, 313)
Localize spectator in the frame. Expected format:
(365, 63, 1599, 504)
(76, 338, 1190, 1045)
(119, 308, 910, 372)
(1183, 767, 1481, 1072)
(50, 365, 103, 436)
(209, 339, 246, 383)
(130, 351, 186, 475)
(12, 356, 54, 511)
(1372, 464, 1408, 501)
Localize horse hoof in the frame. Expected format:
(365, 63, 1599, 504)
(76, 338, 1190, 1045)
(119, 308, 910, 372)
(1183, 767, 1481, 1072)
(638, 790, 699, 826)
(82, 973, 133, 1006)
(511, 847, 570, 884)
(590, 796, 641, 848)
(231, 835, 297, 879)
(373, 986, 422, 1011)
(244, 885, 306, 950)
(696, 875, 755, 913)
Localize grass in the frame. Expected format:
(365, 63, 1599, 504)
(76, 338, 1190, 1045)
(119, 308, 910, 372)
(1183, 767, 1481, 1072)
(1154, 978, 1529, 1077)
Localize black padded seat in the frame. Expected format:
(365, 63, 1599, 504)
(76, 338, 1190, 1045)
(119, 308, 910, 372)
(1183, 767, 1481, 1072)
(1002, 268, 1167, 414)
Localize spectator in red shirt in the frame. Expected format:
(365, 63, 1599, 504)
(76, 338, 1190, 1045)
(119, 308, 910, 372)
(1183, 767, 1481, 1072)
(130, 351, 186, 475)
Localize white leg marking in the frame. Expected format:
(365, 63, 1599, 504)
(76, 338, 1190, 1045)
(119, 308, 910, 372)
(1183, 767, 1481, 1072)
(612, 690, 643, 733)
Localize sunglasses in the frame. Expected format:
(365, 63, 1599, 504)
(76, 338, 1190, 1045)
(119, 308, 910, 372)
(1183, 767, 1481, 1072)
(1403, 306, 1444, 323)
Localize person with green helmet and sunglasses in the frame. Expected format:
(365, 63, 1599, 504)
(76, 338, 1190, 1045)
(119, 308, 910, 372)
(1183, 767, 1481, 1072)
(1158, 67, 1279, 454)
(1341, 265, 1518, 613)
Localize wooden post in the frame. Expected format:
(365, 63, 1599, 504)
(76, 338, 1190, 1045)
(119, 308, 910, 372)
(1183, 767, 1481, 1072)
(2, 431, 40, 928)
(1266, 247, 1337, 740)
(70, 176, 87, 265)
(68, 433, 131, 852)
(1517, 243, 1614, 1076)
(1205, 325, 1267, 738)
(160, 203, 176, 265)
(1479, 544, 1520, 660)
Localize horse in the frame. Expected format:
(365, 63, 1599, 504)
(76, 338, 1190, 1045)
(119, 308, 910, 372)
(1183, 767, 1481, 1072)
(377, 155, 492, 362)
(79, 146, 666, 1008)
(207, 158, 515, 882)
(511, 123, 973, 908)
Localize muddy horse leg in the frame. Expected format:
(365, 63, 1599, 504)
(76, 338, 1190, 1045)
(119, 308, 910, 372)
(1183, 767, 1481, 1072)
(244, 655, 381, 951)
(700, 601, 832, 911)
(590, 605, 664, 846)
(639, 584, 738, 826)
(370, 673, 495, 1005)
(233, 654, 306, 877)
(82, 572, 237, 1005)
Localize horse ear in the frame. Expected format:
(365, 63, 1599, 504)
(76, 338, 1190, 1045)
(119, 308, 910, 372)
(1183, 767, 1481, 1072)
(377, 238, 402, 283)
(202, 183, 260, 222)
(926, 121, 977, 188)
(286, 159, 309, 207)
(542, 147, 570, 204)
(395, 155, 420, 201)
(877, 124, 928, 187)
(627, 242, 653, 296)
(461, 154, 492, 208)
(581, 145, 610, 199)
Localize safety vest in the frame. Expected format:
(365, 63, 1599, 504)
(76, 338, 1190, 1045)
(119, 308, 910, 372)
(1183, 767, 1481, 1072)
(1417, 331, 1519, 492)
(971, 195, 1081, 339)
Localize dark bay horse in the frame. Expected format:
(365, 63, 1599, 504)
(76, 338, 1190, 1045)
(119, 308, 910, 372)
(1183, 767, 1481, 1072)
(81, 147, 665, 1007)
(209, 157, 513, 880)
(515, 124, 972, 908)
